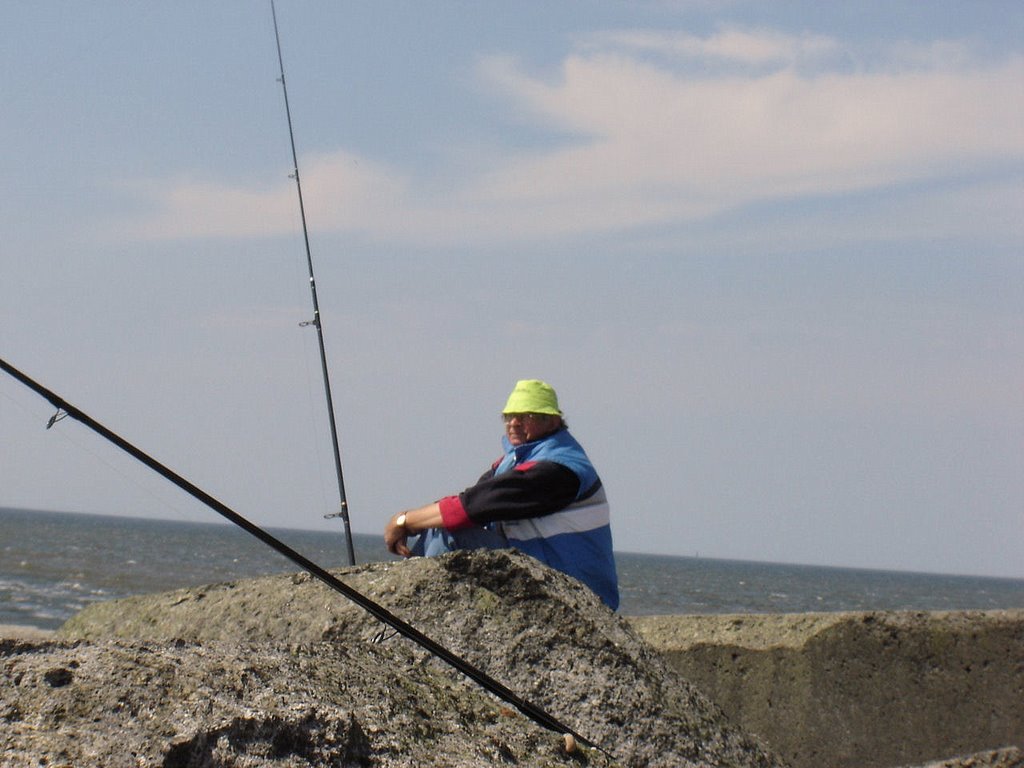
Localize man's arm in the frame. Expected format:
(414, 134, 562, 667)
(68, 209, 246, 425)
(385, 461, 581, 554)
(440, 460, 580, 530)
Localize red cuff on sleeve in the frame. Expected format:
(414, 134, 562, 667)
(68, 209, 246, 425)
(438, 495, 472, 531)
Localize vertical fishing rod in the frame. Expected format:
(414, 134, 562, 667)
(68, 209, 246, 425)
(271, 0, 355, 566)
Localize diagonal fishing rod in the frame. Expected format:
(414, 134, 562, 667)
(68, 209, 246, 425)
(270, 0, 355, 567)
(0, 357, 611, 759)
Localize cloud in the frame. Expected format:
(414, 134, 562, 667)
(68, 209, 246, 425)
(579, 27, 840, 67)
(107, 150, 410, 241)
(461, 41, 1023, 241)
(107, 29, 1024, 248)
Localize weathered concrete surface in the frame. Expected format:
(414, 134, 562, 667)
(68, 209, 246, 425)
(630, 610, 1024, 768)
(0, 624, 53, 641)
(3, 549, 781, 768)
(897, 746, 1023, 768)
(5, 569, 1020, 768)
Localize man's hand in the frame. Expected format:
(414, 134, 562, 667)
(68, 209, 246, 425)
(383, 502, 443, 558)
(385, 513, 412, 557)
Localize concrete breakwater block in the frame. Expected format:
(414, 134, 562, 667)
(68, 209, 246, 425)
(630, 610, 1024, 768)
(5, 549, 781, 768)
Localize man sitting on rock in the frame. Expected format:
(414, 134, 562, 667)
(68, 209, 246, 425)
(384, 379, 619, 610)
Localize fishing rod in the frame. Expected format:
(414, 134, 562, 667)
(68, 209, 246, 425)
(270, 0, 355, 567)
(0, 357, 610, 759)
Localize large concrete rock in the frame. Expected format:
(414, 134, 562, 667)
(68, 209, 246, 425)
(4, 549, 782, 768)
(631, 611, 1024, 768)
(897, 746, 1023, 768)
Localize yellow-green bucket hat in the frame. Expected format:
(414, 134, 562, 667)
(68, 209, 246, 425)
(502, 379, 562, 415)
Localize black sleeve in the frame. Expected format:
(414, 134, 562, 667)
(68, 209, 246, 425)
(459, 460, 580, 525)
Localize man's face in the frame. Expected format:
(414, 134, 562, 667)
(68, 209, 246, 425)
(504, 413, 559, 446)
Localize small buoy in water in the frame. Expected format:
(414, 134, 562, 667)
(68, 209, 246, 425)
(563, 733, 577, 753)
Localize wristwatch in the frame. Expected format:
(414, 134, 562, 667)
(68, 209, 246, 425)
(395, 513, 408, 530)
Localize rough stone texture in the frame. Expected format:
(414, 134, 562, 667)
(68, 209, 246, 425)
(0, 624, 53, 641)
(2, 549, 781, 768)
(897, 746, 1023, 768)
(631, 611, 1024, 768)
(2, 637, 537, 768)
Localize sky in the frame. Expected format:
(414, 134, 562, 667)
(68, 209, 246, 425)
(1, 1, 1022, 579)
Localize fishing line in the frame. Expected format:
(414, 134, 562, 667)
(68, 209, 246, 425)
(269, 0, 356, 567)
(275, 179, 334, 537)
(0, 357, 612, 760)
(0, 384, 188, 523)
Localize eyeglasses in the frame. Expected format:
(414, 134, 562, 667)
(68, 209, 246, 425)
(502, 413, 546, 424)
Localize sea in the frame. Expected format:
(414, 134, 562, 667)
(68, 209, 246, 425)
(2, 506, 1022, 632)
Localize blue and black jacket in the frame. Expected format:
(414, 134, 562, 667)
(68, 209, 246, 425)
(439, 427, 619, 610)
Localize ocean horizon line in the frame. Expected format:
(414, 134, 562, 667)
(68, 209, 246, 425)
(4, 504, 1022, 585)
